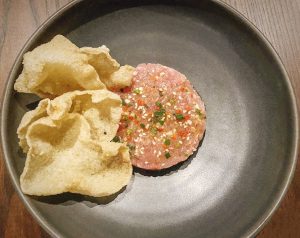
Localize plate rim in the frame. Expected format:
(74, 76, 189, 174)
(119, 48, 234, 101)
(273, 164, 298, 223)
(1, 0, 298, 237)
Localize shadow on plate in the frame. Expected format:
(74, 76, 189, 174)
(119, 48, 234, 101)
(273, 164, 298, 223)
(31, 173, 136, 207)
(32, 186, 127, 208)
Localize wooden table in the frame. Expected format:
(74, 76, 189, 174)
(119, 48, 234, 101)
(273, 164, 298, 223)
(0, 0, 299, 237)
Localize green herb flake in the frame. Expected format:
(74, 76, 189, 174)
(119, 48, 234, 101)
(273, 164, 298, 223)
(174, 113, 184, 120)
(150, 127, 157, 135)
(140, 123, 146, 129)
(154, 109, 165, 117)
(170, 98, 176, 105)
(155, 101, 162, 108)
(121, 99, 126, 106)
(127, 129, 133, 135)
(153, 103, 166, 124)
(195, 108, 205, 119)
(158, 120, 165, 125)
(128, 144, 136, 150)
(121, 114, 129, 121)
(133, 88, 141, 94)
(112, 136, 120, 142)
(165, 152, 171, 159)
(164, 139, 171, 146)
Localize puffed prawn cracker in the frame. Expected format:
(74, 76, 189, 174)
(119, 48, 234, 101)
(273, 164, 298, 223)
(20, 113, 132, 197)
(17, 90, 122, 153)
(17, 99, 50, 153)
(14, 35, 135, 98)
(80, 47, 134, 90)
(80, 46, 120, 78)
(14, 35, 106, 98)
(106, 65, 135, 89)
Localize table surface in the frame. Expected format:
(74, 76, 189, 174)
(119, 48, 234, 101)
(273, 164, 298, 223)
(0, 0, 299, 237)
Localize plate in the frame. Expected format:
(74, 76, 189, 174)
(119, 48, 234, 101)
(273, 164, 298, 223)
(1, 0, 298, 237)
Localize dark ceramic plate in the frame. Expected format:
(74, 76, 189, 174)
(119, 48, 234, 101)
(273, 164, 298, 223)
(1, 0, 298, 237)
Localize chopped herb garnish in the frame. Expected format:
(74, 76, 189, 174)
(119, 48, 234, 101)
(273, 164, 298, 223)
(165, 152, 171, 159)
(164, 139, 171, 146)
(112, 136, 120, 142)
(158, 120, 165, 125)
(155, 101, 162, 108)
(150, 127, 157, 135)
(121, 99, 126, 106)
(153, 102, 166, 125)
(133, 88, 141, 94)
(127, 129, 133, 135)
(170, 98, 176, 105)
(154, 109, 165, 117)
(195, 108, 205, 119)
(121, 114, 129, 121)
(128, 144, 136, 150)
(140, 123, 145, 128)
(174, 113, 184, 120)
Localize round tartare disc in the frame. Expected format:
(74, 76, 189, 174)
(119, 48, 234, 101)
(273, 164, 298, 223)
(117, 63, 206, 170)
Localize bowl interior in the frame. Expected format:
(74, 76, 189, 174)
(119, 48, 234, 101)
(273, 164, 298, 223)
(2, 1, 298, 238)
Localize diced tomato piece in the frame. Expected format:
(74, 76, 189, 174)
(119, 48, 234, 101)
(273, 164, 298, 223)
(122, 86, 132, 93)
(180, 86, 186, 92)
(118, 122, 128, 131)
(137, 99, 145, 106)
(178, 130, 189, 137)
(184, 115, 191, 120)
(185, 105, 192, 111)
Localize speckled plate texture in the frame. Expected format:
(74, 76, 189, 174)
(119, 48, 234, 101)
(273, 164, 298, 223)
(1, 0, 298, 237)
